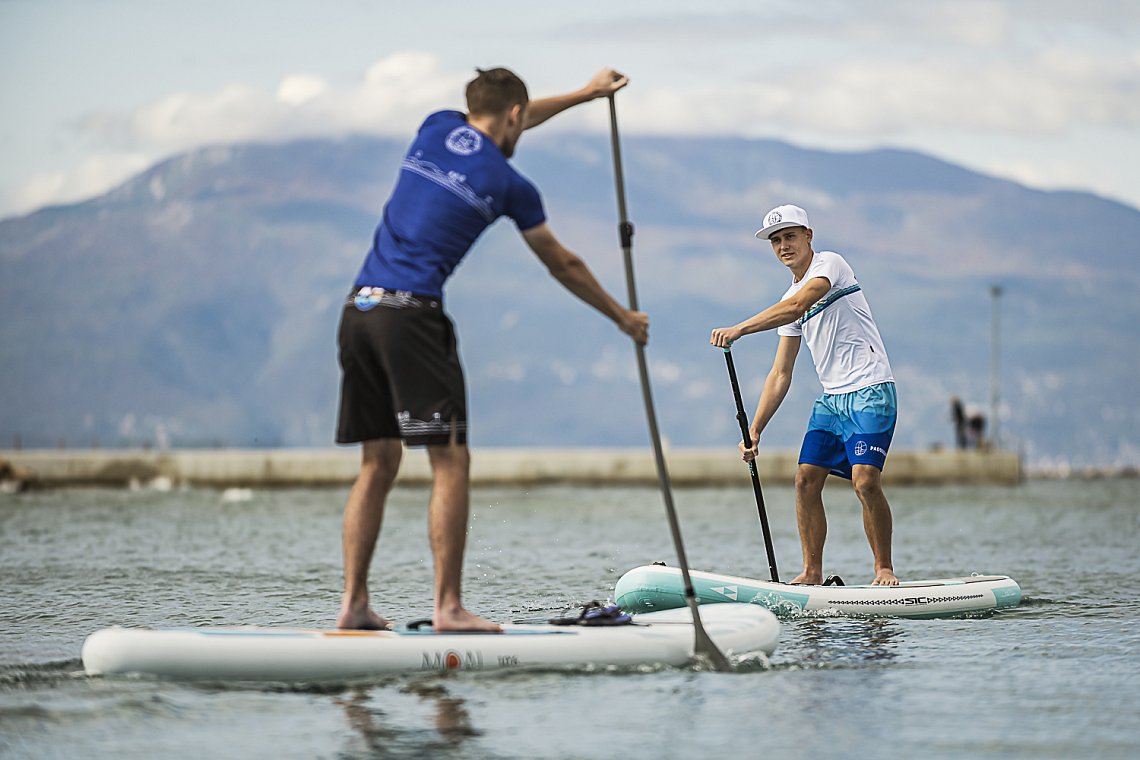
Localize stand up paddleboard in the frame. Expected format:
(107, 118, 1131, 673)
(81, 605, 779, 682)
(641, 351, 1021, 621)
(615, 564, 1021, 619)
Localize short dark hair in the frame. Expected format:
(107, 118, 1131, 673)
(465, 67, 529, 116)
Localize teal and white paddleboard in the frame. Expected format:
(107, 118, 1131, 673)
(82, 604, 779, 682)
(615, 564, 1022, 619)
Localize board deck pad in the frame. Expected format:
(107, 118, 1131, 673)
(81, 604, 780, 682)
(614, 564, 1022, 619)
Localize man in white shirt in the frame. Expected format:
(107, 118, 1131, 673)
(710, 204, 899, 586)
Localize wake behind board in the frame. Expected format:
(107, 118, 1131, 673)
(615, 565, 1021, 620)
(82, 605, 779, 682)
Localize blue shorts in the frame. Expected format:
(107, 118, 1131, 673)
(799, 382, 897, 479)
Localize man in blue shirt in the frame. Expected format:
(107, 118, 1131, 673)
(336, 67, 647, 631)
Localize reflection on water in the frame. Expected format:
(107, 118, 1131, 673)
(790, 617, 905, 667)
(336, 680, 479, 757)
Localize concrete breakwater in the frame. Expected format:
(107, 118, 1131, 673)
(1, 447, 1022, 489)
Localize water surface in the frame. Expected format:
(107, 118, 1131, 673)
(2, 479, 1137, 758)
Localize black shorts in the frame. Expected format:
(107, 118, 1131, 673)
(335, 288, 467, 447)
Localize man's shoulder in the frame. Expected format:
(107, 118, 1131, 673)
(815, 250, 849, 266)
(415, 110, 471, 143)
(422, 109, 466, 127)
(814, 250, 856, 277)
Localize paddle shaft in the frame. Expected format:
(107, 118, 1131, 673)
(607, 94, 730, 670)
(723, 348, 780, 582)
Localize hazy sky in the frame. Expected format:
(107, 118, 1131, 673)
(2, 0, 1137, 218)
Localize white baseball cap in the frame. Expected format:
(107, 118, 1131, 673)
(755, 204, 810, 240)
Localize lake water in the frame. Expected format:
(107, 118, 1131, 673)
(2, 477, 1138, 759)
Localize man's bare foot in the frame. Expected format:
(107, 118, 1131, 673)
(433, 606, 502, 633)
(336, 605, 392, 630)
(790, 571, 823, 585)
(871, 569, 899, 586)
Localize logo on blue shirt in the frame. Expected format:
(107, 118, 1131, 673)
(445, 126, 483, 156)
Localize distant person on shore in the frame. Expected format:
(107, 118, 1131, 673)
(967, 406, 987, 449)
(951, 396, 967, 449)
(951, 396, 988, 449)
(334, 67, 647, 631)
(709, 205, 899, 586)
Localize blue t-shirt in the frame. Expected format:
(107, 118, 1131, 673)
(353, 110, 547, 298)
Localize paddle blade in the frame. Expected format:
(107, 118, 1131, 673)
(685, 598, 732, 671)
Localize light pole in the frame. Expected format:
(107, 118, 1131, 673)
(990, 285, 1002, 449)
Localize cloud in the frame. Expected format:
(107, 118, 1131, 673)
(276, 74, 328, 105)
(75, 44, 1137, 157)
(79, 52, 465, 154)
(5, 152, 152, 212)
(553, 2, 1138, 140)
(561, 1, 1014, 49)
(8, 26, 1139, 216)
(608, 51, 1140, 140)
(796, 0, 1016, 48)
(3, 52, 465, 216)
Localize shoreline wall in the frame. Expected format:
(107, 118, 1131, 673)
(1, 447, 1023, 489)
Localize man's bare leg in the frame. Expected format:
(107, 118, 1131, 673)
(852, 464, 898, 586)
(338, 439, 403, 629)
(427, 440, 501, 632)
(791, 463, 829, 585)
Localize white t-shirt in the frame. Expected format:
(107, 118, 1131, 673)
(776, 250, 894, 394)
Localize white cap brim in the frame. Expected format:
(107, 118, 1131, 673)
(754, 221, 804, 240)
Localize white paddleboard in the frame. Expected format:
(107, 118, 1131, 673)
(615, 564, 1022, 619)
(81, 604, 779, 682)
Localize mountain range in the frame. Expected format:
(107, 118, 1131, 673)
(2, 130, 1138, 470)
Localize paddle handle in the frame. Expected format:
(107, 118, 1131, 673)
(724, 348, 780, 582)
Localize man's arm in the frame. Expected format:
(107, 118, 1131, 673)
(524, 68, 629, 130)
(521, 223, 647, 344)
(709, 277, 830, 348)
(741, 335, 801, 460)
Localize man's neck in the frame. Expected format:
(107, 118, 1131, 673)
(467, 113, 508, 153)
(790, 250, 815, 283)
